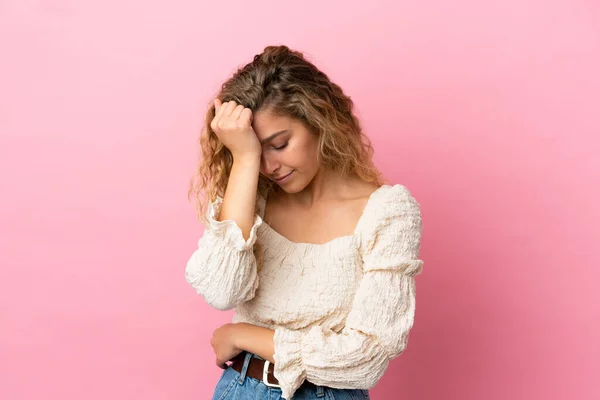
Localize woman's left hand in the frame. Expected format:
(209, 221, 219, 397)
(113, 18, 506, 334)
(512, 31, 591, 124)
(211, 323, 244, 369)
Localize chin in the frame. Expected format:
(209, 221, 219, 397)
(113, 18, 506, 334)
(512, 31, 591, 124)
(281, 182, 309, 195)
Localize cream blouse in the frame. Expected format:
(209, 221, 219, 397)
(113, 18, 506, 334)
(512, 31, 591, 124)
(185, 183, 424, 399)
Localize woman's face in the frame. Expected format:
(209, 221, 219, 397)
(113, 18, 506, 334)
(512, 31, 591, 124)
(252, 109, 320, 192)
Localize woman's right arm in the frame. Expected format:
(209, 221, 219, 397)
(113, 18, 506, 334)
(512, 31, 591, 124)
(185, 156, 263, 311)
(185, 99, 264, 311)
(218, 154, 261, 242)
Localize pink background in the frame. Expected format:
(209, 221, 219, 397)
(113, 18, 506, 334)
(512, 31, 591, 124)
(1, 1, 599, 399)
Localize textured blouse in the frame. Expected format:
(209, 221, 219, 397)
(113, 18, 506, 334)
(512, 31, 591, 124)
(185, 183, 424, 400)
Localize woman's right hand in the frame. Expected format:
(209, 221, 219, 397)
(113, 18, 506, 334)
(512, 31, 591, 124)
(211, 99, 262, 161)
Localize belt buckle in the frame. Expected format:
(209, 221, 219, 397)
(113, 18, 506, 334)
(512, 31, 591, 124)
(262, 360, 281, 388)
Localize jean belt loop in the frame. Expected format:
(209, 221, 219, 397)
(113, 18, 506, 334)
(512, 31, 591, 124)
(316, 385, 325, 397)
(238, 351, 253, 384)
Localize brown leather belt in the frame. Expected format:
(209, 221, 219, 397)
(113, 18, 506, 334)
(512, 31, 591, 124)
(228, 351, 317, 390)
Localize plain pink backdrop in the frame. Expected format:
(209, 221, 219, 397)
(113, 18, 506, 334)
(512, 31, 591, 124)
(1, 1, 599, 399)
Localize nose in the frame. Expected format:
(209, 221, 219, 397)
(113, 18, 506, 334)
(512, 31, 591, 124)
(260, 154, 280, 177)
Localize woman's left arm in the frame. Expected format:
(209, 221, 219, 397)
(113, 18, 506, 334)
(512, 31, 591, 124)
(210, 322, 275, 368)
(234, 322, 276, 363)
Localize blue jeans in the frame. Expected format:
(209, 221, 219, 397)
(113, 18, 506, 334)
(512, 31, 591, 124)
(212, 351, 370, 400)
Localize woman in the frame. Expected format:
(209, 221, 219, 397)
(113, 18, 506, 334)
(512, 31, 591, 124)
(185, 45, 424, 400)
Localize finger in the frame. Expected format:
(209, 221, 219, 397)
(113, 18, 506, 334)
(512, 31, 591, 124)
(231, 104, 245, 121)
(222, 100, 238, 118)
(213, 98, 222, 113)
(241, 108, 253, 124)
(215, 99, 230, 120)
(212, 99, 226, 127)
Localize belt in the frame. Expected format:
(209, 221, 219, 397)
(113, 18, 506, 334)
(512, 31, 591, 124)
(229, 351, 317, 390)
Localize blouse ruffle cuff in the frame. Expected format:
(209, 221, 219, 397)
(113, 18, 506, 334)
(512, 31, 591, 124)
(273, 327, 306, 400)
(206, 197, 263, 252)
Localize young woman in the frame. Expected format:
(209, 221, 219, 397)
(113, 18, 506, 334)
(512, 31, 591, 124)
(185, 45, 424, 400)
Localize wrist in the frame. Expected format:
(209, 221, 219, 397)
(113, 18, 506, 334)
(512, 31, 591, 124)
(233, 153, 261, 167)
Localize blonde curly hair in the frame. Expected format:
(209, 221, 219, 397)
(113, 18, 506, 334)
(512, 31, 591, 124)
(188, 45, 387, 269)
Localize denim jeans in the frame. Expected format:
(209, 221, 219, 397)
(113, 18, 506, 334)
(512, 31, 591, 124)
(212, 351, 370, 400)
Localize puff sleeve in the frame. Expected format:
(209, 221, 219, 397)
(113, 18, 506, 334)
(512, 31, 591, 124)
(271, 185, 424, 399)
(185, 195, 263, 311)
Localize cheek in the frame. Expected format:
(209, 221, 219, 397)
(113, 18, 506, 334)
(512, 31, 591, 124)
(286, 144, 308, 166)
(288, 147, 318, 172)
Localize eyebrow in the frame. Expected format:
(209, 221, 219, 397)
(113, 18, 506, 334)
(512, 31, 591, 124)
(260, 130, 289, 145)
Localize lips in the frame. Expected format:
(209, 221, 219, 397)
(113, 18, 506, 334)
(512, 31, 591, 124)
(274, 171, 293, 181)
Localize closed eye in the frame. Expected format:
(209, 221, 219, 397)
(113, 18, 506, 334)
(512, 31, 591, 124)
(273, 142, 288, 150)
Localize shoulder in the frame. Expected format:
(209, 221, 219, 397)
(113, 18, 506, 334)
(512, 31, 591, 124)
(379, 183, 419, 207)
(364, 183, 422, 226)
(358, 183, 423, 260)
